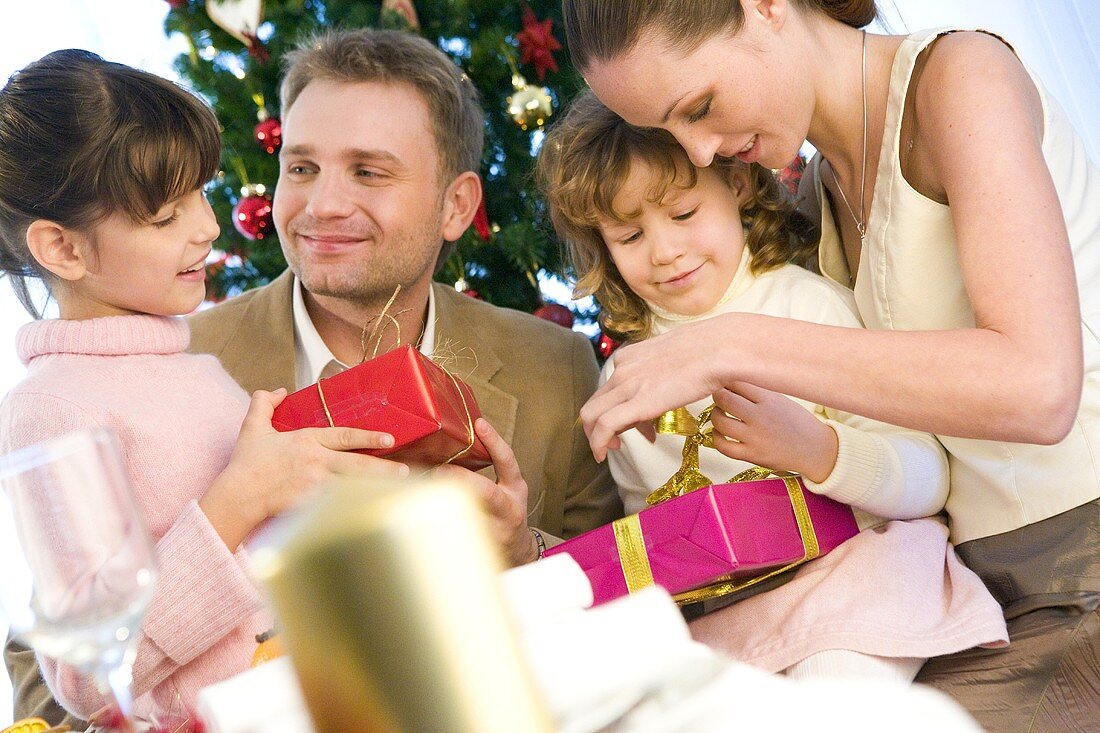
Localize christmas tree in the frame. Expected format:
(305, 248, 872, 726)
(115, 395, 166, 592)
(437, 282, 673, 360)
(164, 0, 595, 324)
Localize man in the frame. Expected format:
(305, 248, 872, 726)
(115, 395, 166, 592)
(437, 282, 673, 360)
(6, 27, 620, 728)
(189, 27, 620, 558)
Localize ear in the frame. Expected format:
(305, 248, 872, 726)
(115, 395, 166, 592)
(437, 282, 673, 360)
(439, 171, 483, 242)
(25, 220, 88, 282)
(744, 0, 788, 31)
(725, 164, 755, 207)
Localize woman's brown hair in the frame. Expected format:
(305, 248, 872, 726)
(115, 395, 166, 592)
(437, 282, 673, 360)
(563, 0, 877, 72)
(0, 49, 221, 318)
(537, 91, 817, 342)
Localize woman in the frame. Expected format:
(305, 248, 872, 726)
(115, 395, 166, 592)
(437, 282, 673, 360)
(562, 1, 1100, 730)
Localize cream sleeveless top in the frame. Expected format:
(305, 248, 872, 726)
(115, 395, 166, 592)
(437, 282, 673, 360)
(814, 28, 1100, 544)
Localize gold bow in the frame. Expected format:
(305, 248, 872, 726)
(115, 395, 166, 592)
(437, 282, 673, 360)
(647, 404, 730, 505)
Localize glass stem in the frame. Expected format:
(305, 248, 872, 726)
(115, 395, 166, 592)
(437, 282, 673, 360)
(95, 660, 137, 732)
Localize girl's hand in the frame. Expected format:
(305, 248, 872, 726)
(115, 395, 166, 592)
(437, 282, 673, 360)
(200, 388, 409, 549)
(433, 418, 535, 567)
(710, 383, 839, 483)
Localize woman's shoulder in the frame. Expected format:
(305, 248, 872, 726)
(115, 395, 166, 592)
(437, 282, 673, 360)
(918, 29, 1019, 67)
(913, 30, 1036, 124)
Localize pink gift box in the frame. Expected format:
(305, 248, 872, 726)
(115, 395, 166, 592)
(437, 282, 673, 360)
(545, 476, 859, 605)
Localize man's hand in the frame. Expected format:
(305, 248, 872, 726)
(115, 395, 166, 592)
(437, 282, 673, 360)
(434, 417, 537, 567)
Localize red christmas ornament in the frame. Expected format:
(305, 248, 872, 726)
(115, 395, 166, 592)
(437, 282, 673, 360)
(471, 198, 491, 241)
(516, 4, 562, 81)
(596, 332, 619, 360)
(232, 187, 274, 240)
(254, 116, 282, 154)
(165, 0, 188, 8)
(533, 302, 574, 328)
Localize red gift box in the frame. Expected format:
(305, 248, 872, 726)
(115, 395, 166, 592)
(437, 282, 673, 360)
(271, 344, 491, 470)
(545, 474, 859, 605)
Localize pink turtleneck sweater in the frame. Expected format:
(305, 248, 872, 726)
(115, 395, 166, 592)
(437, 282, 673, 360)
(0, 315, 269, 719)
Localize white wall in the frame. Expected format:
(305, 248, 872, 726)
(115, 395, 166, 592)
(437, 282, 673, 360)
(874, 0, 1100, 164)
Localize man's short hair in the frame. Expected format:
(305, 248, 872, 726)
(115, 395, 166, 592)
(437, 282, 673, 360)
(281, 27, 485, 183)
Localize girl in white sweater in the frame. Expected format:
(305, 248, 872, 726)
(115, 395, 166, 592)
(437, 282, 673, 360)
(537, 91, 1006, 682)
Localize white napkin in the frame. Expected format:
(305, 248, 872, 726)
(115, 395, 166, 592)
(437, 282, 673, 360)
(195, 656, 315, 733)
(499, 555, 983, 733)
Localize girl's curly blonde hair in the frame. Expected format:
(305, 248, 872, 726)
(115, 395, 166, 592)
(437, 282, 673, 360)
(536, 91, 818, 342)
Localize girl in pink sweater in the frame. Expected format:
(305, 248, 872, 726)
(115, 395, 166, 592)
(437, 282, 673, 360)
(0, 49, 404, 720)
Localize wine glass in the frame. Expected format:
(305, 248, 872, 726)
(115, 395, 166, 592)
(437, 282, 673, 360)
(0, 428, 158, 729)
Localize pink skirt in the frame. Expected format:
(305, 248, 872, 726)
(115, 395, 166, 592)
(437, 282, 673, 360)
(689, 518, 1008, 672)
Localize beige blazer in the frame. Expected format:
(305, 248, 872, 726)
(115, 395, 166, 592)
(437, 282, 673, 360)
(186, 271, 623, 542)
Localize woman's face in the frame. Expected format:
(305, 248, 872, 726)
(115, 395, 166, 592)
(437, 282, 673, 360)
(584, 23, 813, 171)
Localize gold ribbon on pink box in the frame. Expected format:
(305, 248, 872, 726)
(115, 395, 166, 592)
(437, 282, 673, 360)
(614, 469, 821, 605)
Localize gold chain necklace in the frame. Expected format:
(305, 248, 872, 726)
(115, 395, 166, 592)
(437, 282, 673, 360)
(827, 29, 868, 245)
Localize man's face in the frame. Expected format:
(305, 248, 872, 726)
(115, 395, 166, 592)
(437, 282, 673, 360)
(274, 80, 447, 304)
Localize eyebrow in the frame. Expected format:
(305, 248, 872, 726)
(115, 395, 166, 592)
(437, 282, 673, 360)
(280, 144, 402, 166)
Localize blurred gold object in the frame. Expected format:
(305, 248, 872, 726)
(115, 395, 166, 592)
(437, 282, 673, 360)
(250, 628, 285, 667)
(252, 477, 553, 733)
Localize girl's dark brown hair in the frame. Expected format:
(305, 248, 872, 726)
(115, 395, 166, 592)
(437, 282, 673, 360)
(537, 91, 817, 342)
(563, 0, 877, 72)
(0, 49, 221, 317)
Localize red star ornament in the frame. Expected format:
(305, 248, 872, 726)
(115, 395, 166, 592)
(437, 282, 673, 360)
(471, 198, 491, 240)
(516, 5, 562, 81)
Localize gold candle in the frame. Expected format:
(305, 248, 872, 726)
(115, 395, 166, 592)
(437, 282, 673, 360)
(252, 476, 554, 733)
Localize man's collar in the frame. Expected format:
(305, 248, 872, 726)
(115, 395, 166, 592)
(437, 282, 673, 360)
(292, 277, 436, 388)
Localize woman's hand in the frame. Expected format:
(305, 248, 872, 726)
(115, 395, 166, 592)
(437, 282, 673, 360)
(200, 388, 410, 549)
(433, 418, 536, 567)
(710, 384, 838, 483)
(581, 316, 738, 461)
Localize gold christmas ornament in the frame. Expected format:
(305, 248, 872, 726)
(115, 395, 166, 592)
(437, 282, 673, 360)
(506, 73, 553, 130)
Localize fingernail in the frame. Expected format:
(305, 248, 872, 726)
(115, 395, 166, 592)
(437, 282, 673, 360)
(380, 434, 394, 448)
